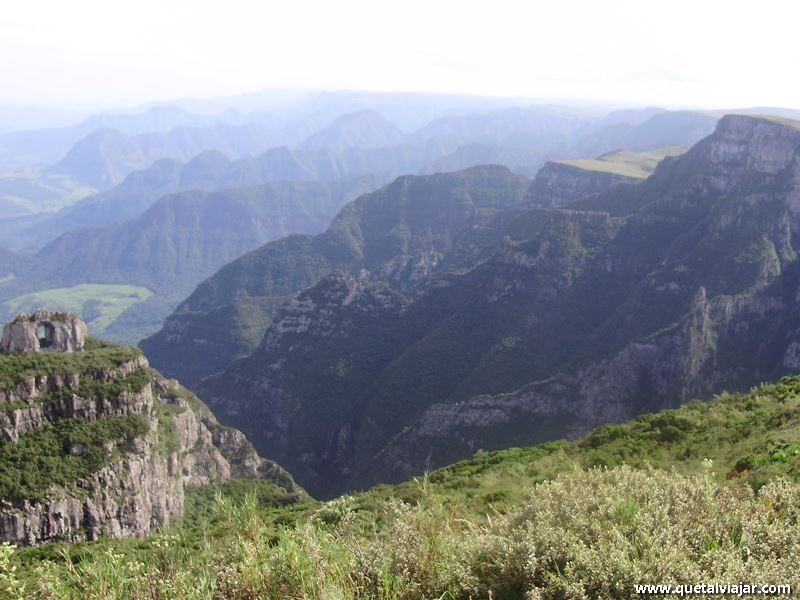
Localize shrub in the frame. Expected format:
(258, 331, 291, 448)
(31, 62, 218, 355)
(12, 466, 800, 599)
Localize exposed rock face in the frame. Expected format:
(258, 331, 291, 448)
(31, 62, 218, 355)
(1, 309, 87, 354)
(190, 114, 800, 497)
(0, 354, 150, 443)
(526, 161, 640, 208)
(0, 336, 300, 547)
(198, 271, 409, 496)
(142, 166, 532, 387)
(358, 115, 800, 485)
(363, 287, 751, 482)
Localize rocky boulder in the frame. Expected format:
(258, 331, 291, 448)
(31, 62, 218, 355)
(0, 309, 87, 354)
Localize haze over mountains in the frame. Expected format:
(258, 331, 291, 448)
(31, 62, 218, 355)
(0, 100, 718, 215)
(0, 93, 791, 404)
(139, 113, 800, 498)
(0, 92, 729, 346)
(5, 88, 800, 595)
(7, 0, 800, 590)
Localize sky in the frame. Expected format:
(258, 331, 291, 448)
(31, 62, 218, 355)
(2, 0, 800, 111)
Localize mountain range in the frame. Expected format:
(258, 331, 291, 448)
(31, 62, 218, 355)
(0, 104, 719, 222)
(137, 114, 800, 498)
(5, 95, 800, 597)
(0, 176, 387, 343)
(138, 143, 694, 388)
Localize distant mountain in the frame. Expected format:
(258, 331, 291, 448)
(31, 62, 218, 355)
(0, 104, 716, 218)
(0, 169, 97, 218)
(0, 106, 268, 171)
(299, 110, 405, 151)
(141, 166, 533, 387)
(0, 105, 720, 255)
(35, 178, 384, 292)
(19, 140, 462, 250)
(173, 115, 800, 497)
(33, 158, 185, 238)
(0, 176, 387, 342)
(51, 123, 284, 188)
(0, 247, 19, 277)
(0, 92, 520, 172)
(0, 127, 93, 172)
(53, 106, 714, 191)
(573, 110, 717, 156)
(416, 109, 714, 177)
(0, 106, 254, 171)
(141, 147, 685, 388)
(21, 149, 408, 249)
(419, 144, 547, 177)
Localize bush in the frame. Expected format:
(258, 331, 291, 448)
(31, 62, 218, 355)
(11, 466, 800, 599)
(0, 415, 149, 501)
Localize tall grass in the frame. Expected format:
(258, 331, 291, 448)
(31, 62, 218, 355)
(5, 463, 800, 599)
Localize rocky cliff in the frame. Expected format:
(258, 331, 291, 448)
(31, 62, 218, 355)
(0, 316, 299, 546)
(525, 160, 640, 208)
(189, 114, 800, 497)
(141, 166, 533, 387)
(359, 114, 800, 484)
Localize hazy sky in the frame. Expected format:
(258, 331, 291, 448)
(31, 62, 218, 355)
(2, 0, 799, 110)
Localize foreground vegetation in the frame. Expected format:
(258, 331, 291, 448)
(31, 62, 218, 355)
(3, 376, 800, 599)
(3, 466, 799, 599)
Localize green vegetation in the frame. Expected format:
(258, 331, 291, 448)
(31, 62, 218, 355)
(1, 367, 152, 416)
(0, 339, 154, 501)
(153, 403, 182, 457)
(555, 145, 686, 178)
(13, 175, 391, 345)
(3, 285, 152, 334)
(190, 116, 800, 496)
(142, 166, 532, 387)
(0, 342, 141, 393)
(0, 415, 149, 502)
(5, 377, 800, 598)
(415, 376, 800, 512)
(9, 467, 800, 599)
(0, 169, 96, 215)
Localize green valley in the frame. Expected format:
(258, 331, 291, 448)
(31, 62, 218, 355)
(3, 284, 152, 335)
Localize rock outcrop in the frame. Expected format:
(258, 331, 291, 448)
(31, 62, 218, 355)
(198, 271, 410, 496)
(0, 313, 300, 546)
(141, 166, 532, 387)
(1, 309, 87, 354)
(525, 160, 640, 208)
